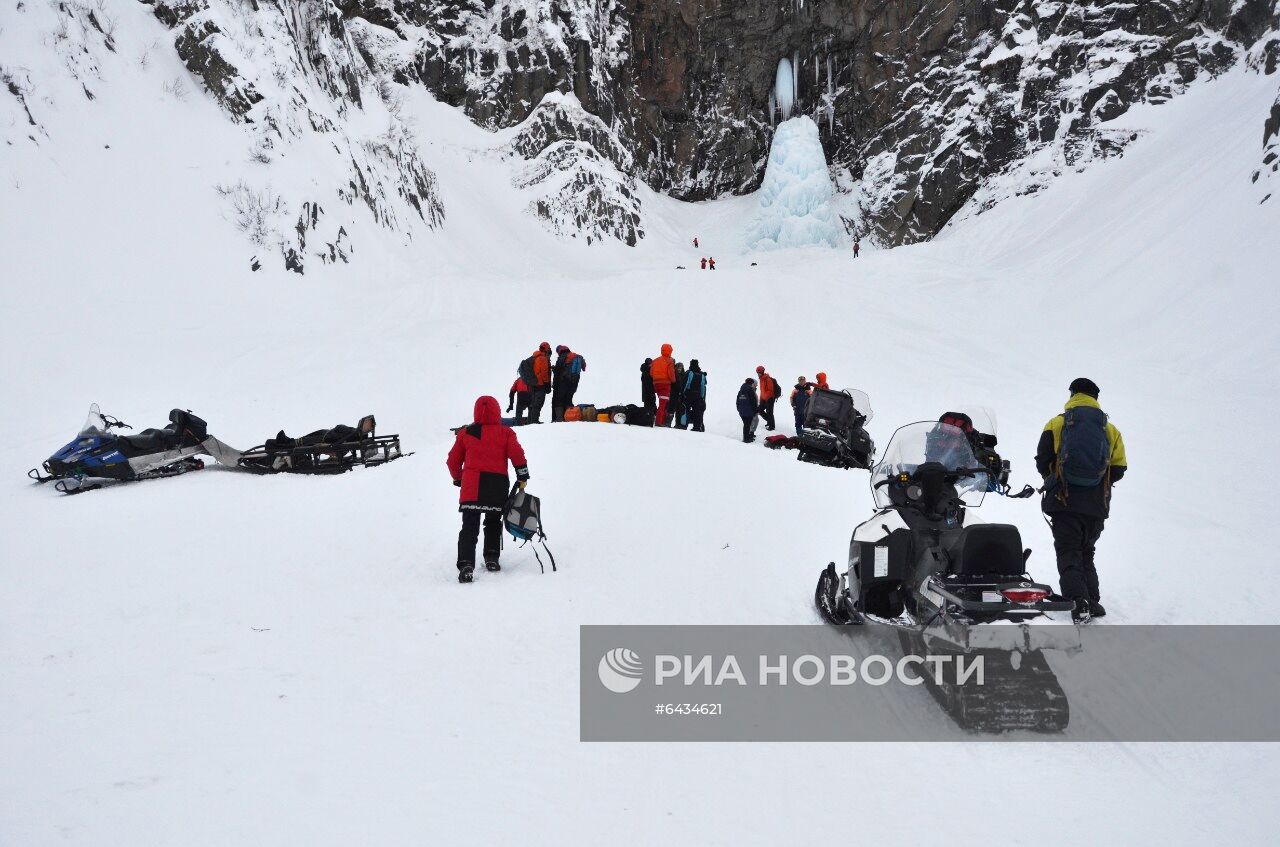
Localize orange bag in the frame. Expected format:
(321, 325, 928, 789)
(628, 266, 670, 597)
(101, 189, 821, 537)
(564, 407, 583, 422)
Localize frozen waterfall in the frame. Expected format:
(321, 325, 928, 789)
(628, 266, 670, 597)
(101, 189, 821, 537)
(774, 57, 795, 121)
(745, 115, 845, 251)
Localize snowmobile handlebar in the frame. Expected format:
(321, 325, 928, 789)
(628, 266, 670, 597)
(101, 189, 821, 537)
(102, 415, 131, 430)
(873, 467, 986, 489)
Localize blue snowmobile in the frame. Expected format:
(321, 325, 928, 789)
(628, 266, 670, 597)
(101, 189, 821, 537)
(28, 404, 243, 494)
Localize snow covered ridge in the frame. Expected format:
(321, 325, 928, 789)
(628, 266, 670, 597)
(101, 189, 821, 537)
(143, 0, 444, 272)
(1247, 32, 1280, 201)
(504, 94, 643, 245)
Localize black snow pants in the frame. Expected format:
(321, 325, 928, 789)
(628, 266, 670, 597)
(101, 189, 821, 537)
(458, 510, 503, 569)
(1050, 512, 1105, 602)
(552, 377, 579, 421)
(759, 398, 777, 431)
(528, 387, 548, 423)
(513, 391, 531, 424)
(686, 402, 705, 432)
(741, 415, 758, 443)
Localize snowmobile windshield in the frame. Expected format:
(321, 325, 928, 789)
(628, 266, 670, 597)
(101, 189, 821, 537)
(845, 389, 873, 423)
(871, 421, 989, 507)
(955, 405, 997, 439)
(79, 404, 107, 437)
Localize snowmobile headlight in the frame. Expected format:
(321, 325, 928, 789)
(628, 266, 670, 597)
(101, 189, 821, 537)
(906, 484, 922, 500)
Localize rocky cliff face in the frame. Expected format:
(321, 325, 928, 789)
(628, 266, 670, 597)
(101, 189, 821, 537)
(1249, 28, 1280, 203)
(147, 0, 445, 272)
(343, 0, 1279, 245)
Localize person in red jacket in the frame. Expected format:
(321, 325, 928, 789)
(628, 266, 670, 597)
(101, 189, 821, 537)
(651, 343, 677, 425)
(507, 377, 531, 424)
(447, 395, 530, 583)
(815, 371, 829, 391)
(700, 257, 707, 270)
(708, 257, 716, 270)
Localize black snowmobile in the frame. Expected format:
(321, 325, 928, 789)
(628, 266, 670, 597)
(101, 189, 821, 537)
(814, 419, 1077, 732)
(237, 414, 407, 474)
(29, 404, 243, 494)
(796, 387, 876, 470)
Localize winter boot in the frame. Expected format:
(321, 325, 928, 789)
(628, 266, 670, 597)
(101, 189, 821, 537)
(484, 551, 501, 572)
(1088, 601, 1106, 618)
(1071, 598, 1092, 623)
(458, 564, 475, 584)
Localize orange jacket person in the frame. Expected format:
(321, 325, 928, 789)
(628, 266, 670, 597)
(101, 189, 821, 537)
(755, 365, 780, 431)
(651, 343, 677, 425)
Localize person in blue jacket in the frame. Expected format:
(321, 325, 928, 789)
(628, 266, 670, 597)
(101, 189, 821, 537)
(679, 359, 708, 431)
(736, 378, 759, 443)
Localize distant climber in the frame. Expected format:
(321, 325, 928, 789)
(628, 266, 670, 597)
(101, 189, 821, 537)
(853, 240, 860, 258)
(737, 378, 759, 443)
(651, 344, 677, 425)
(551, 344, 587, 422)
(756, 365, 780, 431)
(700, 257, 707, 270)
(681, 359, 707, 432)
(790, 376, 813, 434)
(447, 395, 530, 584)
(693, 237, 699, 248)
(708, 257, 716, 270)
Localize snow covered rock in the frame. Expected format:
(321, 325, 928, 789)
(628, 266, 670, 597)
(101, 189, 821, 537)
(1247, 33, 1280, 202)
(745, 117, 843, 250)
(505, 95, 643, 245)
(148, 0, 444, 271)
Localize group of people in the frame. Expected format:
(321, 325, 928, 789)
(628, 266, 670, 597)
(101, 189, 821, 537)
(507, 342, 588, 424)
(735, 367, 830, 443)
(454, 345, 1128, 622)
(691, 237, 717, 270)
(640, 344, 708, 430)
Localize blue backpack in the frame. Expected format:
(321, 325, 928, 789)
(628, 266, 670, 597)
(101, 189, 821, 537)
(504, 484, 557, 572)
(1058, 406, 1111, 487)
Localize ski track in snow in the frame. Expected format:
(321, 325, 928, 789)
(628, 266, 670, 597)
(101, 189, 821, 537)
(2, 3, 1280, 843)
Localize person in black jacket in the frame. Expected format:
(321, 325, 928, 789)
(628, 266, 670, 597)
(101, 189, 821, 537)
(551, 345, 587, 422)
(1035, 378, 1128, 621)
(736, 378, 759, 443)
(640, 358, 656, 423)
(680, 360, 708, 432)
(667, 362, 687, 427)
(790, 376, 813, 434)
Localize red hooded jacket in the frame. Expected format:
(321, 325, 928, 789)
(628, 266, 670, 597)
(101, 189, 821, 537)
(447, 396, 529, 510)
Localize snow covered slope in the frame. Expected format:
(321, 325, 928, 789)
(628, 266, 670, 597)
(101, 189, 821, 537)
(3, 3, 1280, 845)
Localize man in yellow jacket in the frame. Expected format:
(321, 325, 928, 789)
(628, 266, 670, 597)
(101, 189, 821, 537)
(1035, 378, 1127, 622)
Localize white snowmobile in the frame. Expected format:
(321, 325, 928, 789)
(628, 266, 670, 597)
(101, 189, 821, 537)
(814, 418, 1077, 732)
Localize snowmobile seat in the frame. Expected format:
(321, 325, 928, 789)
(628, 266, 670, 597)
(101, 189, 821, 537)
(949, 524, 1026, 577)
(120, 427, 178, 454)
